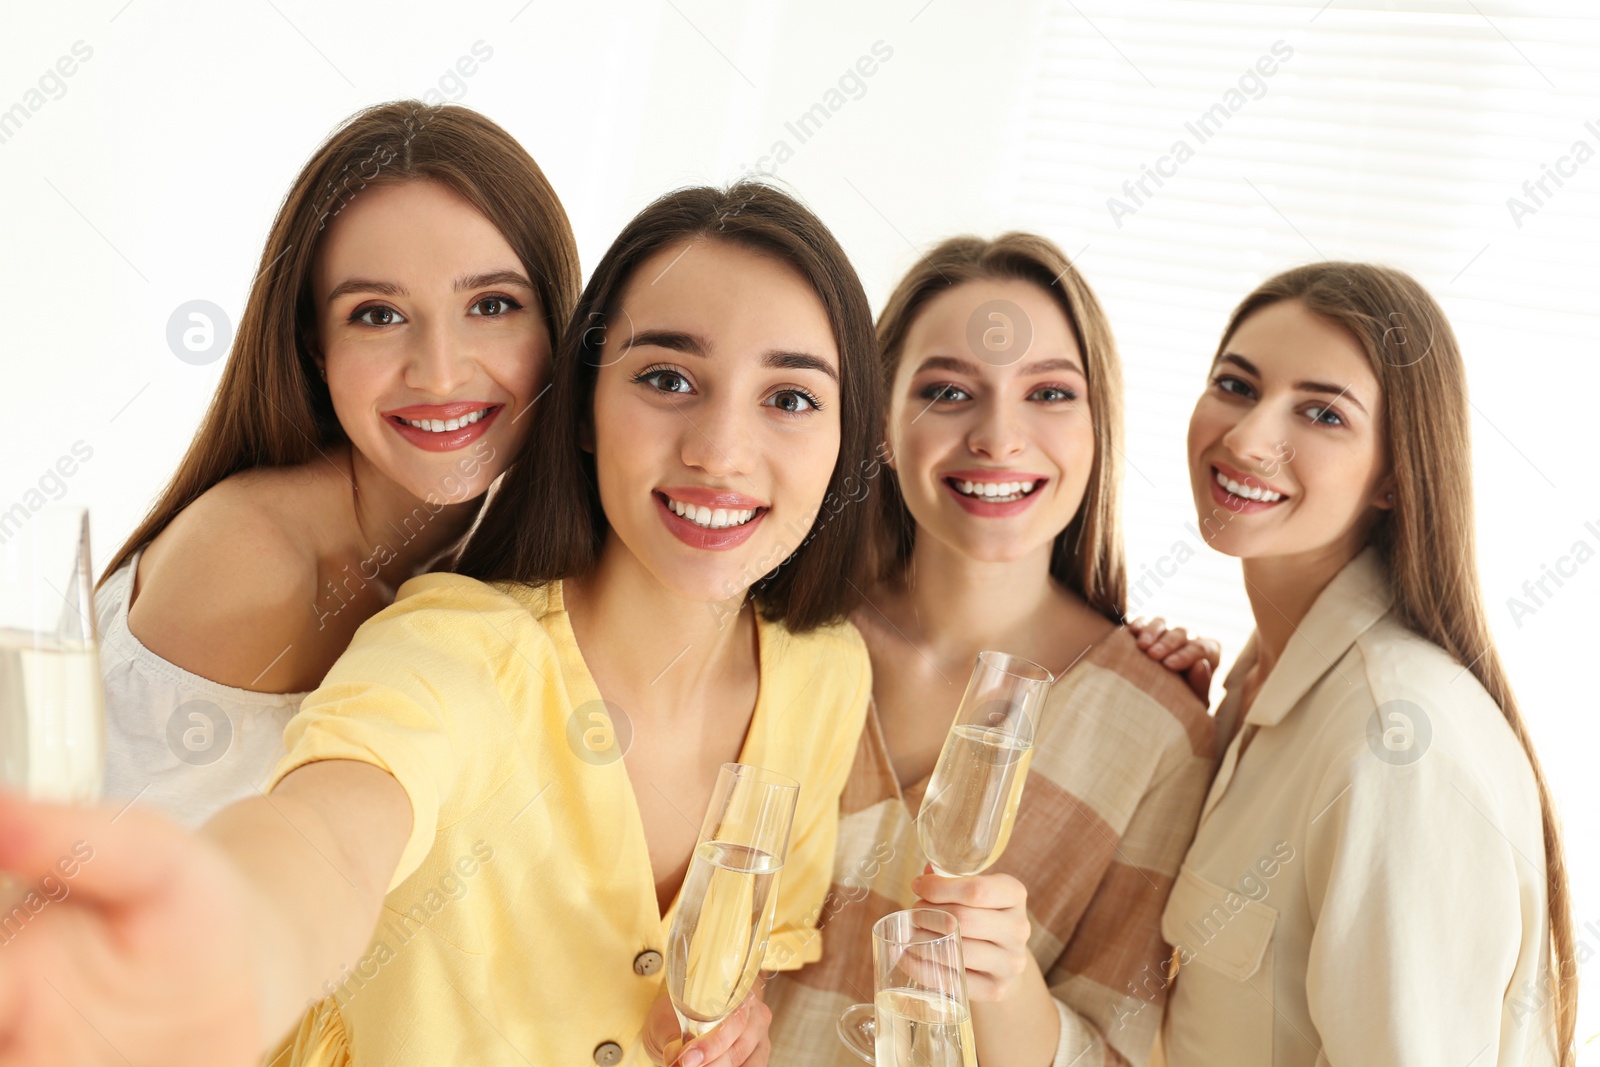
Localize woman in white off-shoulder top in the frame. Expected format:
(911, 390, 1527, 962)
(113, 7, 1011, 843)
(94, 100, 579, 825)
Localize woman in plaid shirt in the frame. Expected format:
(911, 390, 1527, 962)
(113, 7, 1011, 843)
(766, 233, 1218, 1066)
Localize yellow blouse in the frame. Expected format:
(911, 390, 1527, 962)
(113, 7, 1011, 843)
(263, 575, 871, 1066)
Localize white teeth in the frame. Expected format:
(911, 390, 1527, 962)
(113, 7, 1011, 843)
(664, 497, 760, 529)
(1216, 469, 1283, 502)
(952, 478, 1037, 503)
(400, 408, 493, 432)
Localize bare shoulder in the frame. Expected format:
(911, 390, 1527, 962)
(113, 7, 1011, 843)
(129, 465, 339, 693)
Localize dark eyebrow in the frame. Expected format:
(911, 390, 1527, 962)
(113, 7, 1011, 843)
(621, 329, 706, 357)
(621, 330, 839, 383)
(325, 269, 534, 306)
(1217, 353, 1369, 415)
(764, 351, 838, 383)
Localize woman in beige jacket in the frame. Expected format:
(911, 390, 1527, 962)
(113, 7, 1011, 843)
(1155, 263, 1577, 1066)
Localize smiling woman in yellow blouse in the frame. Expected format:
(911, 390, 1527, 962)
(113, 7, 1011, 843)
(1157, 263, 1576, 1066)
(0, 182, 882, 1067)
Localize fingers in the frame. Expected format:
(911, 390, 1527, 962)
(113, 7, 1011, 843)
(914, 900, 1031, 953)
(1132, 617, 1166, 649)
(675, 995, 771, 1067)
(958, 937, 1030, 1001)
(1185, 657, 1214, 703)
(0, 792, 183, 905)
(911, 871, 1026, 911)
(1145, 626, 1189, 661)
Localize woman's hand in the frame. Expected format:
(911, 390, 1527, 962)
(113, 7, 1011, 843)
(911, 865, 1035, 1003)
(0, 793, 267, 1066)
(1129, 616, 1220, 703)
(643, 983, 772, 1067)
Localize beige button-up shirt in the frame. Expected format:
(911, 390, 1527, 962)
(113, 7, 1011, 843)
(1158, 548, 1558, 1066)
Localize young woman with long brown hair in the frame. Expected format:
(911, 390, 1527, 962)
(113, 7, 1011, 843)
(0, 182, 881, 1067)
(94, 101, 580, 826)
(767, 234, 1218, 1066)
(1157, 262, 1576, 1065)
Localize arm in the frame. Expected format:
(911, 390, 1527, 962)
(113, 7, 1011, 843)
(0, 760, 408, 1065)
(912, 869, 1062, 1066)
(203, 759, 411, 1037)
(918, 731, 1213, 1067)
(1302, 740, 1527, 1064)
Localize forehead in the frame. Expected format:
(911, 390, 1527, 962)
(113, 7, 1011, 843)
(1225, 299, 1379, 394)
(615, 238, 839, 355)
(313, 180, 514, 286)
(902, 277, 1080, 365)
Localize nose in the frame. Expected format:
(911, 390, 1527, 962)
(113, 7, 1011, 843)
(678, 392, 753, 480)
(403, 315, 474, 397)
(1219, 401, 1288, 472)
(966, 396, 1027, 461)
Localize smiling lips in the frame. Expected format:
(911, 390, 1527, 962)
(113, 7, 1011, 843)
(383, 401, 504, 452)
(941, 470, 1048, 518)
(655, 487, 769, 550)
(1209, 462, 1291, 513)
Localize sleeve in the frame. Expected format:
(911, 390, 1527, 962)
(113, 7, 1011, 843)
(265, 577, 522, 894)
(761, 628, 873, 972)
(1044, 724, 1216, 1067)
(1301, 735, 1526, 1065)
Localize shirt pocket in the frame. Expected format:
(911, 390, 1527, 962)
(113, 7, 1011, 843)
(1161, 864, 1279, 1065)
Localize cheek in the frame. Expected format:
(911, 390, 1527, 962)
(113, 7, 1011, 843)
(323, 346, 392, 435)
(784, 421, 842, 510)
(1186, 400, 1235, 468)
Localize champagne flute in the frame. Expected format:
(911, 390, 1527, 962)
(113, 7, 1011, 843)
(917, 651, 1052, 877)
(837, 908, 975, 1066)
(0, 505, 105, 802)
(665, 763, 798, 1044)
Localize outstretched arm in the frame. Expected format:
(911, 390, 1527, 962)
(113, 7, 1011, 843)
(0, 758, 409, 1066)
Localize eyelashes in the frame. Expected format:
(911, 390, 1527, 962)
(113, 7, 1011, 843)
(345, 293, 525, 327)
(630, 364, 825, 415)
(1212, 375, 1348, 427)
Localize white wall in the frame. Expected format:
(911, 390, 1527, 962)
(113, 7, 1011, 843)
(3, 0, 1597, 1049)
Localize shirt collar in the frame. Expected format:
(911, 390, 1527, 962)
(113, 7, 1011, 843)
(1232, 545, 1394, 729)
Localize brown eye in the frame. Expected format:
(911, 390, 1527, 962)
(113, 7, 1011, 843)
(352, 305, 403, 327)
(470, 295, 522, 316)
(765, 389, 822, 414)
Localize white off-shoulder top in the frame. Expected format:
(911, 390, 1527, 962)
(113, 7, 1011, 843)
(95, 548, 307, 826)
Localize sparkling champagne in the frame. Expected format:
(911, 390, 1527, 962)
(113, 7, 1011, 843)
(0, 631, 105, 802)
(874, 988, 976, 1067)
(919, 724, 1034, 876)
(667, 840, 782, 1036)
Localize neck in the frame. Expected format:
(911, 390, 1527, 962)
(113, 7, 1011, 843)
(342, 444, 482, 582)
(1238, 538, 1366, 677)
(566, 534, 755, 720)
(887, 534, 1059, 669)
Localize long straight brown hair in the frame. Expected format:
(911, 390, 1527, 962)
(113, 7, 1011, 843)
(1220, 262, 1576, 1065)
(98, 101, 581, 587)
(456, 183, 881, 633)
(872, 233, 1127, 621)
